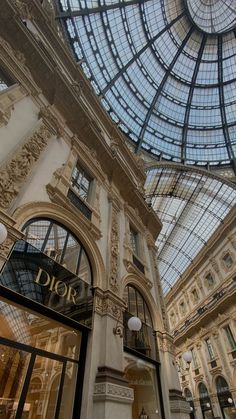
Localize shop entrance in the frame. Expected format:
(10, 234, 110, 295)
(0, 298, 82, 419)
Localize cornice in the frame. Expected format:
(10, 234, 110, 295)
(173, 280, 236, 346)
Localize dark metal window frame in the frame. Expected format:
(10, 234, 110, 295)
(23, 218, 93, 283)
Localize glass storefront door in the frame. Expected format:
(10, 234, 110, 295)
(0, 298, 82, 419)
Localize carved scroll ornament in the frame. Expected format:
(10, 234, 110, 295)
(0, 125, 51, 209)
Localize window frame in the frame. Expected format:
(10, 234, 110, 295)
(70, 162, 93, 203)
(223, 325, 236, 351)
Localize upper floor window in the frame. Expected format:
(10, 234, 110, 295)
(71, 163, 92, 201)
(205, 338, 216, 361)
(191, 348, 199, 369)
(205, 272, 215, 289)
(179, 300, 187, 315)
(23, 218, 92, 284)
(222, 252, 233, 269)
(130, 226, 139, 256)
(0, 68, 14, 92)
(123, 285, 157, 360)
(223, 325, 236, 351)
(191, 288, 199, 304)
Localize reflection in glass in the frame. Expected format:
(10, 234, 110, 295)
(0, 298, 81, 358)
(0, 345, 30, 419)
(0, 298, 82, 419)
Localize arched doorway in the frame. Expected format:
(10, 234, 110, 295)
(198, 383, 214, 419)
(185, 388, 195, 419)
(216, 376, 235, 419)
(123, 285, 162, 419)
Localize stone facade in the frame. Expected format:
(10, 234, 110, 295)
(0, 1, 189, 419)
(166, 207, 236, 419)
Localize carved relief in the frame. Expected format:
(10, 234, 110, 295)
(228, 233, 236, 250)
(0, 237, 14, 259)
(14, 0, 32, 19)
(38, 106, 64, 138)
(109, 206, 120, 292)
(94, 382, 133, 401)
(0, 124, 51, 209)
(94, 293, 122, 321)
(210, 257, 220, 273)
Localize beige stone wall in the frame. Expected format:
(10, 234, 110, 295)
(0, 1, 191, 418)
(166, 207, 236, 418)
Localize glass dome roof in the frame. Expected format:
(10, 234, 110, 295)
(56, 0, 236, 168)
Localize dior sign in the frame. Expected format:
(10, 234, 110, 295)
(35, 267, 77, 304)
(0, 240, 93, 327)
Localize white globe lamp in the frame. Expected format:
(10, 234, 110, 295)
(182, 351, 193, 364)
(127, 316, 142, 331)
(0, 223, 7, 245)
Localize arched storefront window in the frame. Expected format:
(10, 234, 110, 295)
(123, 285, 157, 360)
(185, 388, 195, 419)
(23, 218, 92, 285)
(216, 376, 235, 419)
(199, 383, 214, 419)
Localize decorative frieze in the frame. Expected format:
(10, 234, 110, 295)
(109, 206, 120, 292)
(94, 291, 124, 321)
(0, 124, 51, 210)
(94, 382, 134, 403)
(38, 106, 64, 138)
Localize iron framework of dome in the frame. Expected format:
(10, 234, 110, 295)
(56, 0, 236, 170)
(55, 0, 236, 294)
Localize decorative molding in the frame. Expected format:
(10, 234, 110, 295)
(109, 205, 120, 292)
(228, 233, 236, 249)
(0, 124, 51, 210)
(94, 290, 125, 321)
(94, 382, 134, 403)
(38, 106, 64, 138)
(0, 84, 26, 127)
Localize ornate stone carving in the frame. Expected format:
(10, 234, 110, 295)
(228, 233, 236, 249)
(94, 293, 122, 321)
(210, 257, 220, 273)
(38, 106, 64, 138)
(0, 124, 51, 209)
(109, 206, 120, 292)
(94, 382, 134, 402)
(0, 237, 14, 259)
(14, 0, 32, 19)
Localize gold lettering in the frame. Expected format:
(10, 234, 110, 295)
(35, 268, 51, 287)
(67, 286, 77, 305)
(49, 276, 56, 291)
(35, 267, 78, 305)
(54, 280, 67, 297)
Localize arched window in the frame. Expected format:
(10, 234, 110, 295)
(23, 218, 92, 285)
(123, 285, 157, 360)
(198, 383, 213, 419)
(185, 389, 195, 419)
(216, 376, 235, 419)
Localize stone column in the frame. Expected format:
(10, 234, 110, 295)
(80, 289, 133, 419)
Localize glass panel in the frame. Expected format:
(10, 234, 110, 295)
(224, 326, 236, 350)
(0, 344, 30, 419)
(63, 235, 80, 274)
(59, 362, 78, 419)
(128, 287, 137, 316)
(24, 355, 63, 419)
(44, 225, 67, 263)
(136, 293, 145, 323)
(77, 250, 91, 284)
(0, 299, 81, 359)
